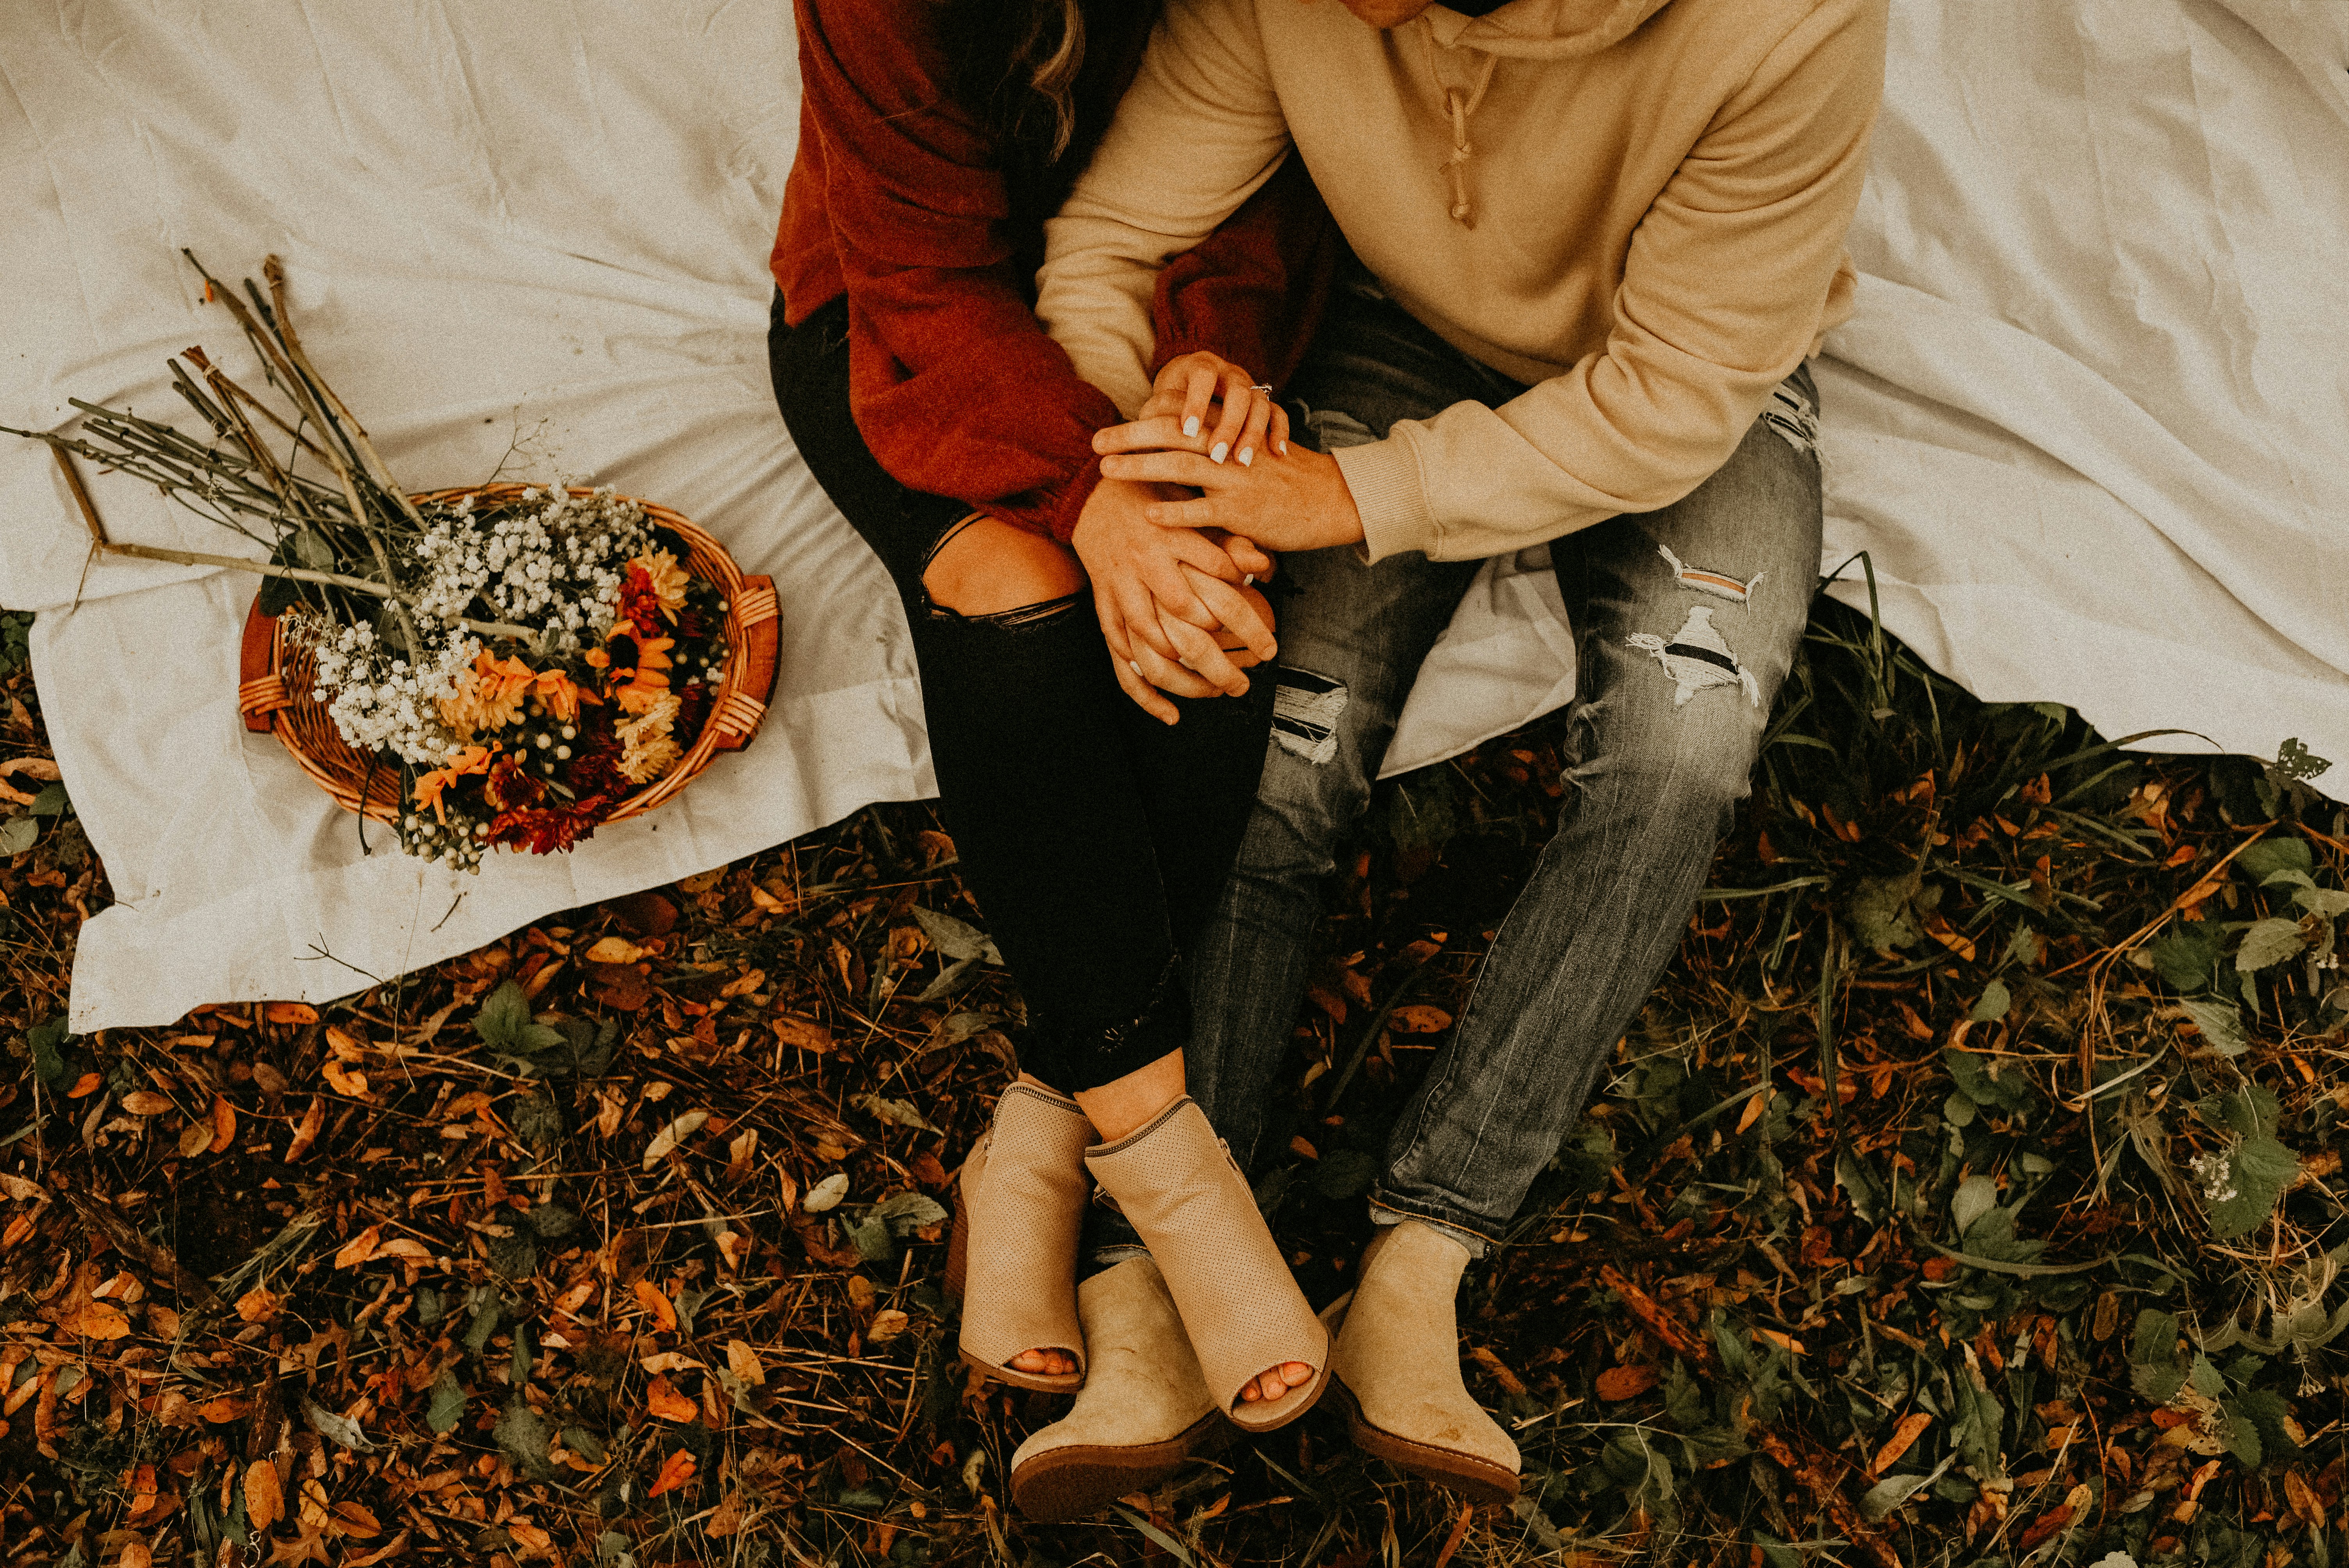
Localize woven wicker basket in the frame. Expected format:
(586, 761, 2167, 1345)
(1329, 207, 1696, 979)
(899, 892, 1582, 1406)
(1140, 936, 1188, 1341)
(235, 485, 780, 829)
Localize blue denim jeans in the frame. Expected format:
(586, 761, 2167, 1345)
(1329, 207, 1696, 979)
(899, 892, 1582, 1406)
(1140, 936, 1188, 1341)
(1187, 275, 1823, 1256)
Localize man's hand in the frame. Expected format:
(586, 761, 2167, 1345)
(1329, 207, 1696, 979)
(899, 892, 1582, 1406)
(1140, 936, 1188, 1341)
(1071, 477, 1279, 723)
(1150, 351, 1290, 468)
(1095, 417, 1367, 554)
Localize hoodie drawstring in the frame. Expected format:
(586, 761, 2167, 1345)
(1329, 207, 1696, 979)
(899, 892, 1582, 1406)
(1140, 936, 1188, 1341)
(1419, 20, 1500, 226)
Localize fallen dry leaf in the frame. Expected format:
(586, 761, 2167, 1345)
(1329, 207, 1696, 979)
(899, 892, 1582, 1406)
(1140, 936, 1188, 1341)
(245, 1458, 283, 1532)
(334, 1225, 383, 1269)
(648, 1447, 698, 1497)
(866, 1308, 911, 1343)
(586, 935, 646, 965)
(646, 1374, 697, 1422)
(331, 1500, 383, 1539)
(772, 1016, 832, 1052)
(120, 1091, 176, 1116)
(286, 1096, 326, 1162)
(1468, 1346, 1526, 1397)
(58, 1301, 132, 1340)
(1388, 1004, 1454, 1034)
(236, 1286, 282, 1323)
(264, 1001, 319, 1026)
(725, 1339, 765, 1386)
(1595, 1364, 1659, 1401)
(707, 1486, 753, 1536)
(505, 1522, 556, 1559)
(643, 1108, 710, 1169)
(210, 1092, 236, 1151)
(1868, 1411, 1933, 1477)
(633, 1279, 680, 1333)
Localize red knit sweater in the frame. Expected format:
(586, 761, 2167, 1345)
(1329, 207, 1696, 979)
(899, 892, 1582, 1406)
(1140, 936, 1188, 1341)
(772, 0, 1335, 542)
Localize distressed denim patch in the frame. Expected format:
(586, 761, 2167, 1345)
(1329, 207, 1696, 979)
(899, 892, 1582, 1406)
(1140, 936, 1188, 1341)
(1271, 667, 1348, 764)
(1759, 378, 1820, 459)
(1657, 542, 1764, 605)
(1627, 606, 1762, 707)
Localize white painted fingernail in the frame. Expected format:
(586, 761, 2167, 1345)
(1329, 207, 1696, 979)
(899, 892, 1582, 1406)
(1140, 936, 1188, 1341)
(1275, 438, 1288, 455)
(1243, 573, 1256, 586)
(1183, 417, 1201, 438)
(1210, 442, 1229, 463)
(1238, 447, 1254, 466)
(1130, 660, 1142, 675)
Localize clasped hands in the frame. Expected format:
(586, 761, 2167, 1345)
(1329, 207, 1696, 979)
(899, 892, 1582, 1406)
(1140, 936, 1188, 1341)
(1072, 351, 1366, 722)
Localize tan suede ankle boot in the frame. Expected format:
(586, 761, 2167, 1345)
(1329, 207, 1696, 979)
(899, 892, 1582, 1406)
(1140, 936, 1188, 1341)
(1329, 1220, 1520, 1501)
(1084, 1098, 1329, 1431)
(1010, 1256, 1224, 1520)
(948, 1082, 1094, 1392)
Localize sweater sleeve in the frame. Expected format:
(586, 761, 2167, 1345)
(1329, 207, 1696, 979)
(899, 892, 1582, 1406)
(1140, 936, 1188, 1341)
(1149, 155, 1342, 398)
(1037, 0, 1296, 419)
(795, 0, 1119, 540)
(1340, 0, 1887, 563)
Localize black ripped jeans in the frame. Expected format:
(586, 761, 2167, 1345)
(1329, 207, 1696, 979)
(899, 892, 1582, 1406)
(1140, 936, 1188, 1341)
(768, 294, 1274, 1094)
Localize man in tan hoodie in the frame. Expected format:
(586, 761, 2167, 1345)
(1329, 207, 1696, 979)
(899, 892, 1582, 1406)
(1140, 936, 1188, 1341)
(1027, 0, 1886, 1506)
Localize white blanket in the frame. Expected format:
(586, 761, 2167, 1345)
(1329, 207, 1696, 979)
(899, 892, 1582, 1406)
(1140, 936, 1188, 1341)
(4, 2, 2343, 1032)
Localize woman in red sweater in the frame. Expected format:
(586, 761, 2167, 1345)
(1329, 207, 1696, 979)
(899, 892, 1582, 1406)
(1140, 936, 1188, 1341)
(766, 0, 1337, 1505)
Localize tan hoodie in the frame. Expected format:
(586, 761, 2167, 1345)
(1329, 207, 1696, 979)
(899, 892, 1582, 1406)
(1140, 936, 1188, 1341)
(1036, 0, 1887, 563)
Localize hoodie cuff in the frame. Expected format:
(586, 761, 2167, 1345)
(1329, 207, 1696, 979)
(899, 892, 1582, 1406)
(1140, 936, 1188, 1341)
(1330, 435, 1436, 564)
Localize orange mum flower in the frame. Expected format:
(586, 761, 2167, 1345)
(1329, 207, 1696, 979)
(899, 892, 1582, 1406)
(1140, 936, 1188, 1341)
(531, 668, 601, 724)
(413, 745, 492, 822)
(634, 549, 690, 620)
(440, 652, 536, 738)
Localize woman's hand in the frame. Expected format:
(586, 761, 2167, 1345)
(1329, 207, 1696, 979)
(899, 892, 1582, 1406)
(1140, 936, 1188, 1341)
(1096, 419, 1367, 555)
(1073, 478, 1278, 723)
(1148, 351, 1290, 469)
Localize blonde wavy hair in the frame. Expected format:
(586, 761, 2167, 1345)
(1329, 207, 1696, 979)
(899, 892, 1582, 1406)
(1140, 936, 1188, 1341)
(943, 0, 1087, 163)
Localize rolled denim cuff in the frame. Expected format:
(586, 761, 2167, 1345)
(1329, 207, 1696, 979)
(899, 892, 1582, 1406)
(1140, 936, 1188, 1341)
(1367, 1192, 1495, 1260)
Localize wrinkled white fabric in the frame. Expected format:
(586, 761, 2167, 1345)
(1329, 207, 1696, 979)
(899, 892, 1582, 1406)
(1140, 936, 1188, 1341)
(0, 3, 930, 1030)
(1391, 0, 2349, 784)
(3, 1, 2343, 1029)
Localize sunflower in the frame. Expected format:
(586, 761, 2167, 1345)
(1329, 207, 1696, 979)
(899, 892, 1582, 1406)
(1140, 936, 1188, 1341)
(606, 618, 675, 716)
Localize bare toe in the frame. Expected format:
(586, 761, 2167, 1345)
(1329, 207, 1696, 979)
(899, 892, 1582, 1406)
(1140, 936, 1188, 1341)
(1010, 1349, 1048, 1372)
(1282, 1361, 1313, 1389)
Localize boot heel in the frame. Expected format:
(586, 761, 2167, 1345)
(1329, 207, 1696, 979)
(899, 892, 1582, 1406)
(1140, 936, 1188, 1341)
(943, 1198, 970, 1301)
(957, 1083, 1093, 1393)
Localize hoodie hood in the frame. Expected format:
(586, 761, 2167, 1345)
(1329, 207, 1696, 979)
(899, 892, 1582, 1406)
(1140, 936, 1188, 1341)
(1416, 0, 1675, 223)
(1424, 0, 1676, 60)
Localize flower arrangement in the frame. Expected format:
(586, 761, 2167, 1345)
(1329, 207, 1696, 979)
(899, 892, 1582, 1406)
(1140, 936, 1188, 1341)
(284, 485, 734, 867)
(6, 254, 766, 869)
